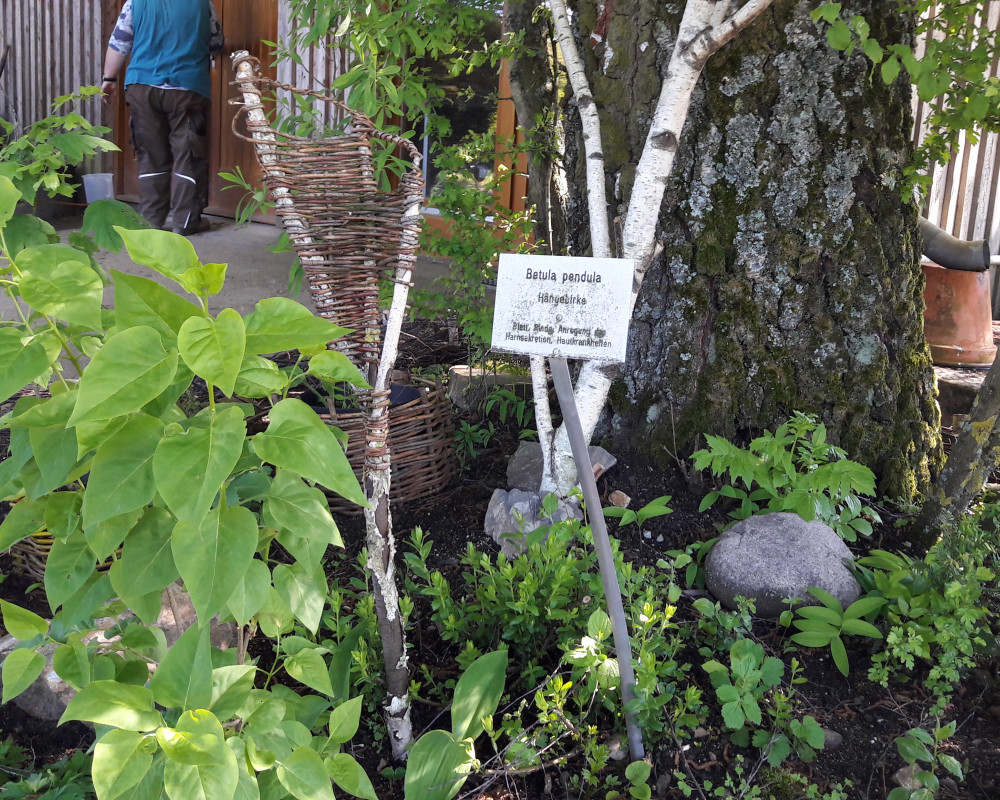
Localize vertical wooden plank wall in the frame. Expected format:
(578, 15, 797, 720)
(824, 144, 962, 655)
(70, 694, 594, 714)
(0, 0, 108, 171)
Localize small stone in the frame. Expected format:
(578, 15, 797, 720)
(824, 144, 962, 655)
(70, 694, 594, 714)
(988, 705, 1000, 720)
(606, 733, 628, 761)
(655, 772, 673, 796)
(643, 530, 652, 539)
(822, 728, 844, 750)
(893, 764, 921, 790)
(655, 534, 664, 543)
(694, 726, 709, 738)
(941, 777, 960, 797)
(608, 490, 630, 507)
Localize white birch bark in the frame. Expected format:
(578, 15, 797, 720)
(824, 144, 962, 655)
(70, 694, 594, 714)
(542, 0, 775, 493)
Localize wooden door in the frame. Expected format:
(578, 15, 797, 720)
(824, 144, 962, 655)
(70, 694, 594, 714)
(110, 0, 278, 219)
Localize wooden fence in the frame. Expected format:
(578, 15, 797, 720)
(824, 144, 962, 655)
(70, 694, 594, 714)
(0, 0, 110, 170)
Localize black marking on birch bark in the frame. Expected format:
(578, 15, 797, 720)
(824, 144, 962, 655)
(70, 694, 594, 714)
(652, 131, 679, 152)
(578, 93, 595, 110)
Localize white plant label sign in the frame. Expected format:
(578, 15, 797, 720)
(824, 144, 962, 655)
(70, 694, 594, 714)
(491, 254, 634, 362)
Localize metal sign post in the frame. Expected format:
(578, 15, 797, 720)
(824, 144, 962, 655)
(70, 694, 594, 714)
(492, 254, 643, 760)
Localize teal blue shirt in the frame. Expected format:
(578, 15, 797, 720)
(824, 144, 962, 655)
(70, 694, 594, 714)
(114, 0, 221, 99)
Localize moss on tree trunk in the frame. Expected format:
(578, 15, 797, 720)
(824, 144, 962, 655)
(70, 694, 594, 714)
(536, 0, 942, 499)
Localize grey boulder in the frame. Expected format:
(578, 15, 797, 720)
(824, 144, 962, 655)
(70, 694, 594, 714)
(704, 512, 860, 618)
(484, 488, 583, 557)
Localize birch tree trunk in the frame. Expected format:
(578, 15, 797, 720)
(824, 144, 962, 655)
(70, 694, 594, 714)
(512, 0, 941, 501)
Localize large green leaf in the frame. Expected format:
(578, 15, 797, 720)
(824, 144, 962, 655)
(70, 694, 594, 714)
(43, 490, 83, 539)
(0, 174, 21, 227)
(150, 625, 213, 711)
(252, 399, 366, 506)
(156, 709, 225, 766)
(44, 530, 96, 611)
(265, 469, 343, 559)
(284, 648, 334, 697)
(28, 423, 80, 495)
(59, 680, 163, 730)
(83, 200, 150, 252)
(326, 753, 377, 800)
(1, 214, 58, 259)
(243, 298, 350, 355)
(1, 648, 46, 704)
(83, 414, 163, 528)
(272, 562, 326, 635)
(108, 507, 179, 624)
(153, 406, 247, 524)
(276, 746, 335, 800)
(306, 351, 371, 389)
(227, 738, 261, 800)
(209, 665, 258, 720)
(85, 507, 142, 562)
(93, 729, 157, 800)
(403, 730, 474, 800)
(451, 649, 508, 741)
(172, 505, 257, 620)
(18, 248, 103, 328)
(69, 327, 178, 425)
(0, 499, 45, 552)
(51, 570, 115, 629)
(112, 761, 164, 800)
(326, 695, 363, 744)
(0, 601, 48, 640)
(116, 228, 199, 285)
(178, 263, 227, 298)
(162, 735, 239, 800)
(234, 355, 286, 398)
(178, 310, 245, 396)
(0, 328, 51, 403)
(224, 558, 272, 628)
(113, 270, 202, 341)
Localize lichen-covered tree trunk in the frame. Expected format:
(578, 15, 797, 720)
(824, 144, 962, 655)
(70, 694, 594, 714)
(522, 0, 941, 499)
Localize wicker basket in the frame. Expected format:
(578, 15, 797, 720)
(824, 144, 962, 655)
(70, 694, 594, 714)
(8, 531, 118, 583)
(319, 380, 457, 513)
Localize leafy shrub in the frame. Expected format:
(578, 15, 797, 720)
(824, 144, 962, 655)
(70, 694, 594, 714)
(692, 411, 881, 541)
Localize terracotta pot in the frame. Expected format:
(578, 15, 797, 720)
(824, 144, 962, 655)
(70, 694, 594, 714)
(922, 261, 997, 368)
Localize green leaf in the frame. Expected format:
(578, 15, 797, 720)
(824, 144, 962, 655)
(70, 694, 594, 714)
(86, 507, 142, 562)
(1, 214, 58, 258)
(586, 609, 613, 641)
(150, 624, 213, 711)
(69, 327, 178, 424)
(178, 310, 246, 396)
(404, 730, 474, 800)
(225, 558, 272, 627)
(265, 469, 343, 557)
(826, 19, 852, 50)
(806, 586, 843, 612)
(209, 665, 258, 720)
(172, 505, 258, 621)
(83, 199, 150, 251)
(451, 649, 508, 741)
(83, 413, 163, 528)
(117, 228, 199, 284)
(896, 734, 932, 765)
(163, 734, 239, 800)
(0, 328, 51, 403)
(307, 351, 371, 389)
(28, 424, 80, 495)
(880, 55, 901, 84)
(862, 37, 883, 64)
(830, 634, 849, 676)
(252, 399, 366, 506)
(625, 760, 652, 784)
(0, 499, 46, 552)
(0, 174, 20, 226)
(153, 406, 247, 524)
(273, 562, 327, 634)
(0, 599, 49, 640)
(228, 738, 261, 800)
(113, 270, 201, 341)
(235, 355, 287, 398)
(795, 605, 843, 626)
(327, 695, 363, 744)
(721, 700, 745, 730)
(93, 729, 157, 800)
(276, 746, 336, 800)
(938, 754, 963, 779)
(1, 648, 45, 703)
(840, 618, 883, 639)
(741, 696, 762, 726)
(59, 680, 163, 730)
(790, 630, 835, 648)
(156, 709, 226, 766)
(18, 249, 103, 328)
(844, 595, 886, 619)
(243, 298, 351, 355)
(285, 648, 335, 697)
(327, 752, 378, 800)
(44, 531, 96, 611)
(178, 263, 227, 297)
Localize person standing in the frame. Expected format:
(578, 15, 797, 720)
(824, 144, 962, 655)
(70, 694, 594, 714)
(100, 0, 224, 235)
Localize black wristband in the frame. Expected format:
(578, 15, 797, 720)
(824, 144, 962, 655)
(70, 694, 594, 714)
(102, 76, 117, 83)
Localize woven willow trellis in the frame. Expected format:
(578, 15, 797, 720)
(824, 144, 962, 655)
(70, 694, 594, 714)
(230, 56, 424, 372)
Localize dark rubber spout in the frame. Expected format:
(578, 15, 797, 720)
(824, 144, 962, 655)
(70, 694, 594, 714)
(919, 216, 990, 271)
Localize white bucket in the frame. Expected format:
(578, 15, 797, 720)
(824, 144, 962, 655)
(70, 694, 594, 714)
(82, 173, 115, 203)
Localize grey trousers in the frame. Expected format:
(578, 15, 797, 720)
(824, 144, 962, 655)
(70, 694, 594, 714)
(125, 84, 211, 232)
